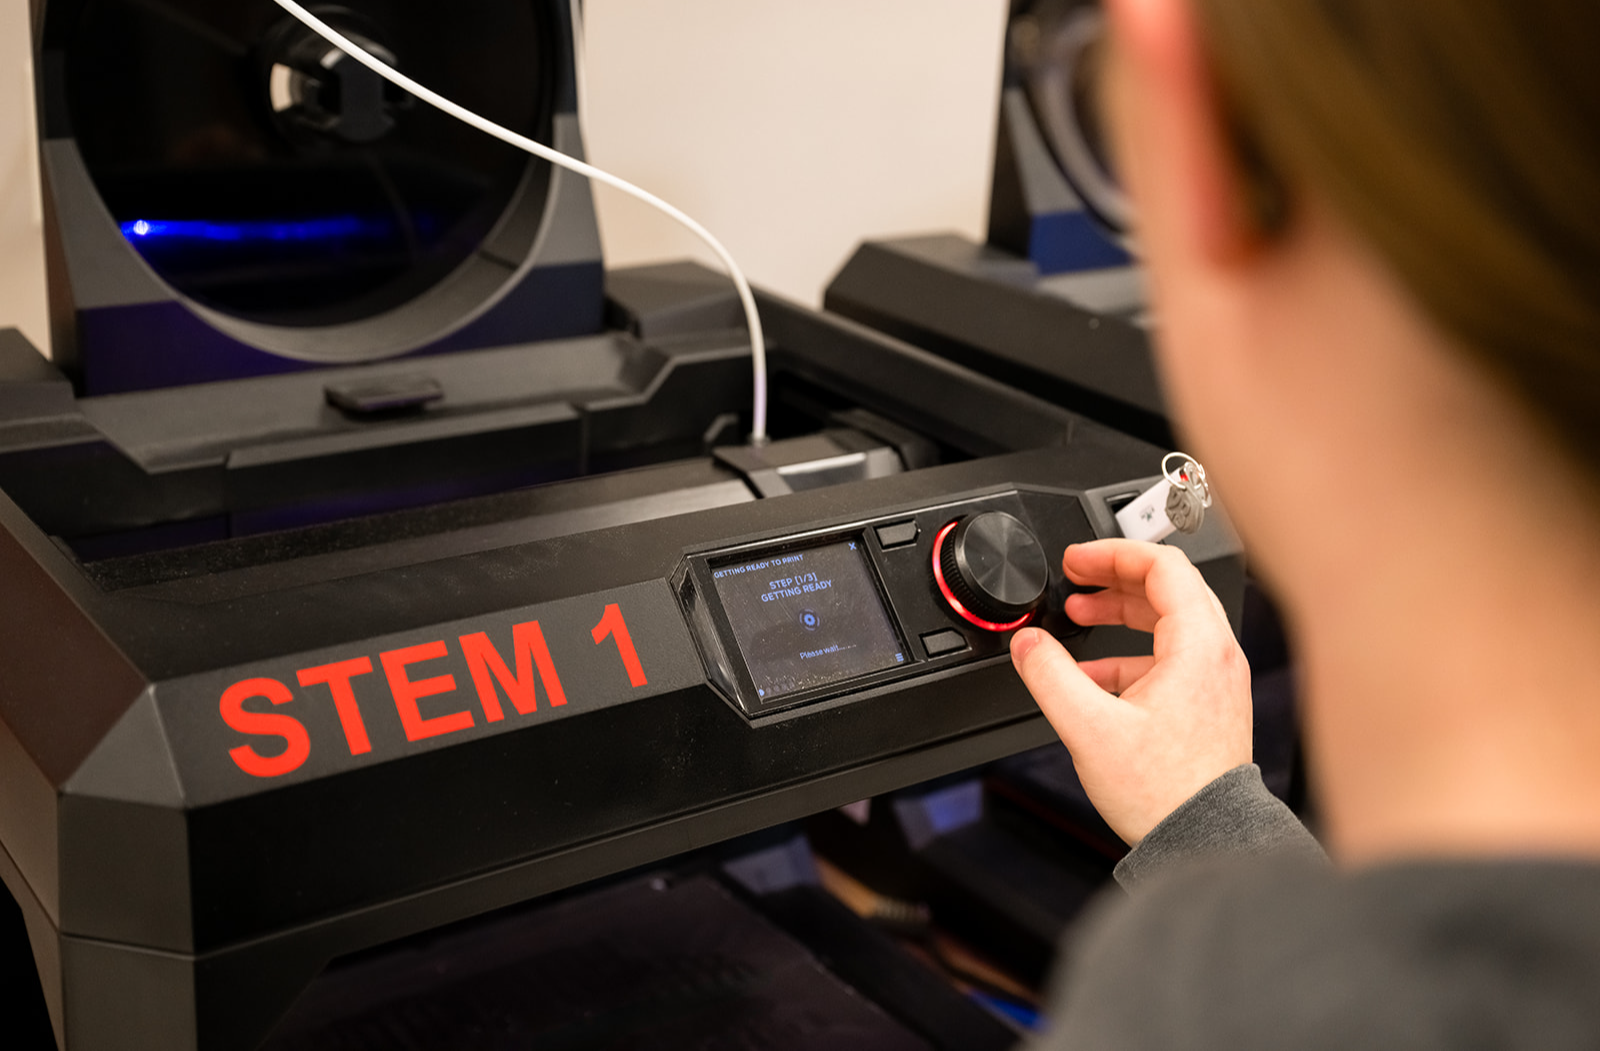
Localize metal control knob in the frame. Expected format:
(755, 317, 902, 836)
(932, 512, 1049, 631)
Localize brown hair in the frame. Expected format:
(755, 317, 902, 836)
(1192, 0, 1600, 474)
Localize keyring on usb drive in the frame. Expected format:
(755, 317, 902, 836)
(1114, 452, 1213, 542)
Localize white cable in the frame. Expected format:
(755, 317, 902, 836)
(271, 0, 770, 443)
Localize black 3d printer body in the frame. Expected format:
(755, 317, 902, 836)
(0, 1, 1243, 1047)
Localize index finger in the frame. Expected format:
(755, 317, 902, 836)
(1063, 539, 1231, 640)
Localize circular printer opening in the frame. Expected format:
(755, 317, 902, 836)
(64, 0, 559, 357)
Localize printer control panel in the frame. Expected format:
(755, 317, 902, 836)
(677, 490, 1092, 718)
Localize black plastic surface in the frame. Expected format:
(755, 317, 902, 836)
(826, 235, 1171, 447)
(262, 874, 929, 1051)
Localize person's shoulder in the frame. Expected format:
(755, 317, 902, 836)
(1039, 859, 1600, 1051)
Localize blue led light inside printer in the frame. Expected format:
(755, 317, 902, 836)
(120, 215, 395, 244)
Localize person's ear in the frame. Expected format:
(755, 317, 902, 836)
(1103, 0, 1271, 267)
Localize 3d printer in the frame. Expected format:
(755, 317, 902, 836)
(827, 0, 1169, 446)
(0, 1, 1242, 1047)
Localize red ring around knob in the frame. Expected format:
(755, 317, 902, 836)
(931, 520, 1034, 633)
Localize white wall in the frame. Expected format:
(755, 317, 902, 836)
(0, 0, 47, 354)
(581, 0, 1007, 305)
(0, 0, 1008, 357)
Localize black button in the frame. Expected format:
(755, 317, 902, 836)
(876, 520, 919, 549)
(921, 629, 968, 657)
(326, 374, 444, 415)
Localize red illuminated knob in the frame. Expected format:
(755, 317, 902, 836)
(932, 512, 1048, 631)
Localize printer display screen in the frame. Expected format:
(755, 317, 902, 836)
(712, 538, 906, 701)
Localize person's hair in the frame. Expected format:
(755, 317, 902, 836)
(1192, 0, 1600, 477)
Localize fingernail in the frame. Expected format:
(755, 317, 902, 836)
(1010, 628, 1041, 666)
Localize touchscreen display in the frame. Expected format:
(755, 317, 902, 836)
(711, 538, 906, 702)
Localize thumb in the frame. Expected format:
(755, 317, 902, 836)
(1010, 627, 1117, 746)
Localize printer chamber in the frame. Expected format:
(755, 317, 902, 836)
(39, 0, 602, 392)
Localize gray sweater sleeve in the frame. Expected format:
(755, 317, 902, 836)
(1112, 763, 1325, 890)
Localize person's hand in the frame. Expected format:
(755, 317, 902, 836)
(1010, 539, 1253, 847)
